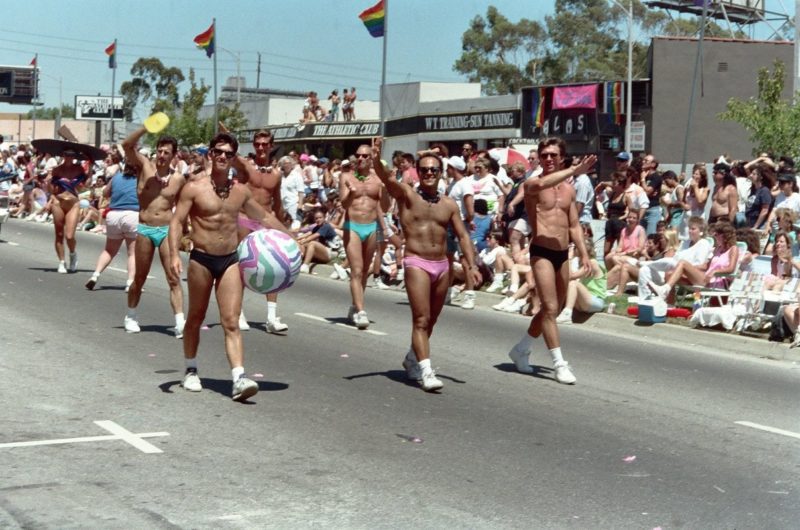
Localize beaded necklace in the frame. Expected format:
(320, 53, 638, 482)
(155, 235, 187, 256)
(212, 177, 233, 199)
(354, 172, 368, 182)
(417, 187, 441, 204)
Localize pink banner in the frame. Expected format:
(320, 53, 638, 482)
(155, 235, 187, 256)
(552, 84, 598, 110)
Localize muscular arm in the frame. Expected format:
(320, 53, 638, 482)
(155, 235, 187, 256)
(168, 183, 194, 274)
(726, 187, 738, 222)
(120, 126, 150, 174)
(526, 155, 596, 196)
(372, 144, 409, 203)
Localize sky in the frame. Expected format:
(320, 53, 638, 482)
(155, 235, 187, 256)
(0, 0, 794, 120)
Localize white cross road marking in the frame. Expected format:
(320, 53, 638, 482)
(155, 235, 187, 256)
(6, 241, 19, 246)
(295, 312, 387, 336)
(0, 421, 169, 453)
(735, 421, 800, 440)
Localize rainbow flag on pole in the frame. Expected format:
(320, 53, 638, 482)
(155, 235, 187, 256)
(605, 81, 623, 125)
(358, 0, 385, 38)
(194, 23, 215, 58)
(105, 41, 116, 69)
(531, 87, 545, 128)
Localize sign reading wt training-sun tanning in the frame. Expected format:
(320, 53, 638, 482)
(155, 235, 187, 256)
(74, 95, 124, 121)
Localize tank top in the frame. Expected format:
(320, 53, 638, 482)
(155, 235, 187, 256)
(607, 194, 626, 219)
(109, 171, 140, 211)
(582, 266, 607, 300)
(706, 246, 734, 287)
(619, 224, 644, 253)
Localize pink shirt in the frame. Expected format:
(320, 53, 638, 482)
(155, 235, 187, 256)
(619, 224, 644, 253)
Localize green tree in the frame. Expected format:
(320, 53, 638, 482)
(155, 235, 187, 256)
(719, 60, 800, 159)
(26, 104, 75, 120)
(453, 6, 546, 95)
(119, 57, 185, 121)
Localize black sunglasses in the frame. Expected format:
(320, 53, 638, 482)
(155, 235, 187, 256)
(419, 166, 441, 175)
(355, 153, 371, 159)
(540, 153, 560, 159)
(211, 147, 235, 159)
(253, 142, 272, 148)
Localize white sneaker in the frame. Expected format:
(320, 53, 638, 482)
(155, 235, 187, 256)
(57, 261, 67, 274)
(501, 299, 525, 313)
(174, 321, 185, 339)
(355, 310, 369, 329)
(648, 281, 671, 300)
(791, 331, 800, 349)
(300, 264, 310, 274)
(181, 371, 202, 392)
(445, 287, 460, 305)
(419, 367, 443, 391)
(374, 278, 391, 290)
(554, 362, 576, 384)
(402, 351, 422, 381)
(231, 375, 259, 402)
(238, 312, 250, 331)
(556, 309, 573, 324)
(329, 269, 340, 279)
(68, 252, 78, 273)
(396, 269, 404, 282)
(461, 291, 476, 310)
(492, 297, 513, 311)
(333, 263, 348, 280)
(266, 317, 289, 333)
(508, 344, 534, 374)
(124, 315, 141, 333)
(486, 280, 504, 293)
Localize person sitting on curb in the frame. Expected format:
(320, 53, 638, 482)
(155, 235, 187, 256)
(556, 242, 607, 324)
(298, 207, 341, 274)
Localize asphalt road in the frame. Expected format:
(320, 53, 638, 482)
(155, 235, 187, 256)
(1, 219, 798, 529)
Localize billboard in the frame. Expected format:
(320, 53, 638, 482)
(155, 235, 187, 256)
(74, 95, 124, 121)
(0, 65, 37, 105)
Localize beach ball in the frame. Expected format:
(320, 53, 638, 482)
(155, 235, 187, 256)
(79, 199, 90, 209)
(237, 229, 302, 294)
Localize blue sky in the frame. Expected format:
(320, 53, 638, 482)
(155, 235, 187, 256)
(0, 0, 793, 119)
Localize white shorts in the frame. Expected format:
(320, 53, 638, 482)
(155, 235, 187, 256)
(105, 210, 139, 240)
(508, 218, 531, 236)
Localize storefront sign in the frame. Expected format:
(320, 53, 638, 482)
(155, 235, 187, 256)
(74, 95, 124, 121)
(629, 121, 646, 151)
(244, 121, 382, 143)
(386, 110, 519, 137)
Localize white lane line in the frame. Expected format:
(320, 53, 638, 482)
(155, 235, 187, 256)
(6, 241, 19, 246)
(94, 420, 166, 453)
(735, 421, 800, 440)
(0, 432, 168, 449)
(295, 312, 387, 336)
(108, 267, 154, 279)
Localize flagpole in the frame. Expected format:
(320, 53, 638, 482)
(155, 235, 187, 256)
(110, 39, 117, 144)
(379, 0, 388, 137)
(32, 54, 38, 140)
(680, 1, 708, 177)
(213, 18, 218, 133)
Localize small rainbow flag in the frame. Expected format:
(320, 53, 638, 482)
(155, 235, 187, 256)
(358, 0, 385, 38)
(531, 87, 545, 128)
(194, 23, 215, 58)
(105, 41, 116, 69)
(605, 81, 623, 125)
(29, 57, 37, 67)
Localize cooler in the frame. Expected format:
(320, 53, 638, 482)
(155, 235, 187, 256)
(638, 299, 667, 324)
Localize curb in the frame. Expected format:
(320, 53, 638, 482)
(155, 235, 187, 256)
(307, 262, 800, 364)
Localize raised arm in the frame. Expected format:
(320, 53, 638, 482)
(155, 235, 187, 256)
(526, 155, 597, 196)
(120, 126, 150, 173)
(371, 137, 408, 202)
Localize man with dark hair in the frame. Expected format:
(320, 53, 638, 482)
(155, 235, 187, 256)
(639, 153, 662, 235)
(505, 137, 596, 385)
(168, 132, 287, 402)
(111, 126, 186, 337)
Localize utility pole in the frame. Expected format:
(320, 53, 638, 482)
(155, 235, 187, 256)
(794, 0, 799, 98)
(257, 52, 261, 89)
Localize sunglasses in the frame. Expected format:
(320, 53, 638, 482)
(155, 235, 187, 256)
(540, 153, 560, 159)
(253, 142, 272, 148)
(355, 153, 371, 159)
(419, 166, 441, 175)
(211, 148, 235, 159)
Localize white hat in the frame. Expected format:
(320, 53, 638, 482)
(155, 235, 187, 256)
(446, 156, 466, 172)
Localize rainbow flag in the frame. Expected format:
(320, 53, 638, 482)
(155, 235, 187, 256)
(358, 0, 385, 38)
(531, 87, 545, 128)
(194, 23, 215, 58)
(105, 41, 116, 69)
(29, 57, 37, 67)
(605, 81, 623, 125)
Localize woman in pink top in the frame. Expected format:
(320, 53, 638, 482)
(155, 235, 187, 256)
(650, 222, 739, 299)
(604, 211, 645, 272)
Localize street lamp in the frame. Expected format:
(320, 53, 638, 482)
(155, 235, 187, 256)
(611, 0, 633, 154)
(218, 47, 241, 105)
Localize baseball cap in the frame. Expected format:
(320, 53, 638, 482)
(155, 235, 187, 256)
(445, 155, 466, 172)
(616, 151, 631, 161)
(777, 172, 796, 183)
(318, 157, 329, 165)
(193, 145, 208, 156)
(299, 153, 310, 162)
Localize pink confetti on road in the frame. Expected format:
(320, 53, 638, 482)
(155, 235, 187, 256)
(201, 325, 209, 330)
(148, 353, 156, 357)
(252, 373, 264, 378)
(340, 353, 349, 358)
(622, 455, 637, 463)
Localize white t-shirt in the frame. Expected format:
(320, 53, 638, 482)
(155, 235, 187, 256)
(281, 167, 305, 210)
(447, 177, 474, 221)
(773, 192, 800, 214)
(472, 174, 503, 213)
(676, 237, 712, 266)
(479, 245, 506, 267)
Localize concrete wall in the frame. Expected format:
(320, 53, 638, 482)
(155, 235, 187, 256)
(0, 118, 137, 146)
(651, 37, 794, 164)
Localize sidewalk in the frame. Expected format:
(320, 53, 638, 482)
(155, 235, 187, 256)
(308, 262, 800, 364)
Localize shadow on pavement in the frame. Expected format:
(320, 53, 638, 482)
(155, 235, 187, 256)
(493, 363, 556, 382)
(344, 369, 466, 388)
(158, 378, 289, 402)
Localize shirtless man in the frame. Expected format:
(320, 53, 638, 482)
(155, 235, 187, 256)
(168, 132, 287, 402)
(505, 137, 596, 385)
(230, 129, 289, 334)
(339, 144, 390, 329)
(118, 128, 186, 336)
(372, 139, 480, 391)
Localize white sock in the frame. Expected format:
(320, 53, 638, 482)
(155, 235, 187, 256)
(515, 333, 535, 352)
(126, 278, 133, 287)
(231, 366, 245, 382)
(91, 271, 100, 278)
(185, 358, 197, 371)
(549, 347, 565, 365)
(175, 312, 185, 327)
(418, 358, 431, 372)
(493, 273, 503, 283)
(267, 301, 277, 322)
(126, 308, 136, 319)
(509, 283, 519, 293)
